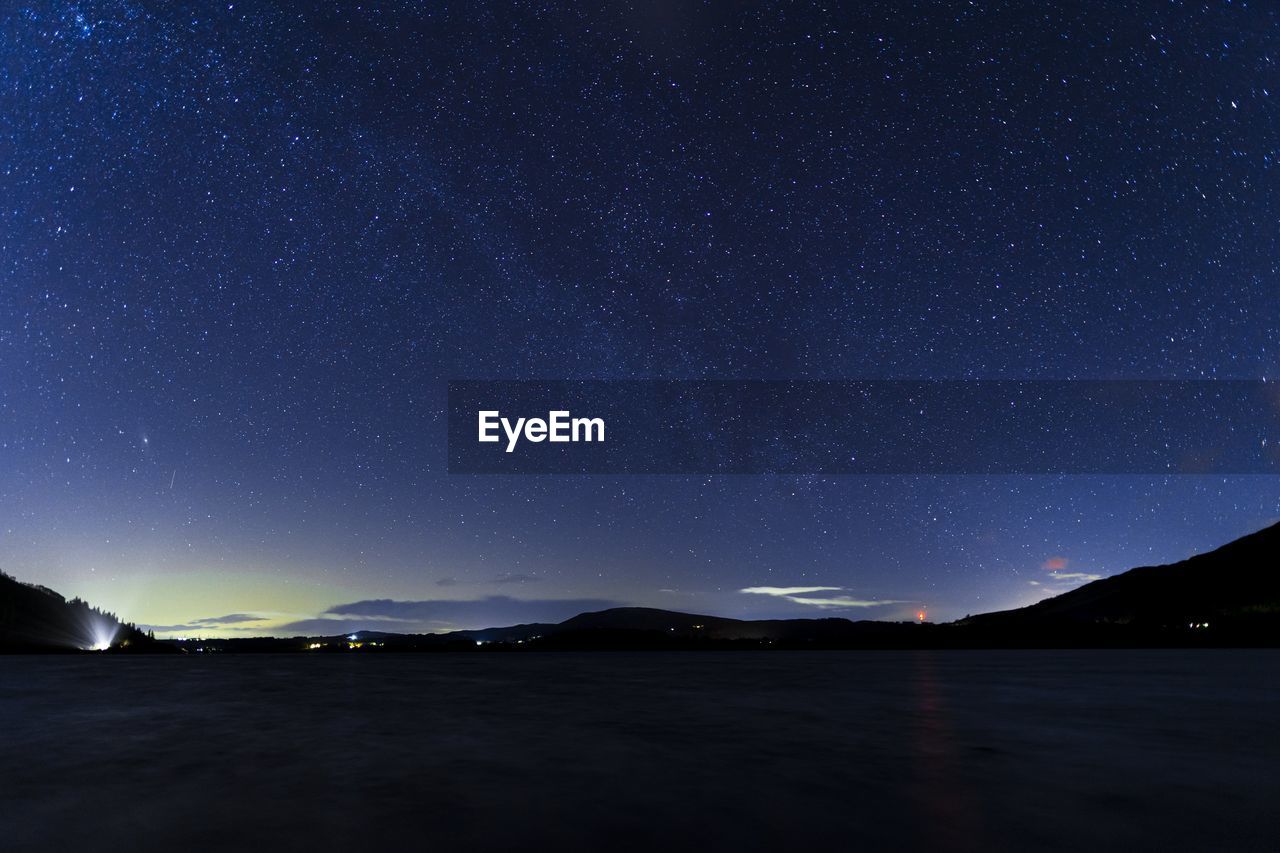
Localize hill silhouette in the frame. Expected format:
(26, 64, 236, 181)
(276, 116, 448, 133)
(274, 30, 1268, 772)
(961, 520, 1280, 642)
(0, 570, 160, 653)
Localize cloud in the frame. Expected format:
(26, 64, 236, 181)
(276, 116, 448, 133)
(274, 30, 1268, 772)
(1052, 571, 1102, 581)
(739, 586, 907, 609)
(1033, 571, 1102, 584)
(435, 577, 459, 587)
(141, 613, 270, 632)
(491, 573, 542, 585)
(1029, 570, 1104, 593)
(191, 613, 264, 625)
(740, 586, 843, 596)
(276, 595, 622, 635)
(272, 617, 412, 636)
(1034, 556, 1102, 589)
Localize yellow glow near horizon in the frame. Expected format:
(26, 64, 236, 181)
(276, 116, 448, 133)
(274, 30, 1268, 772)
(51, 567, 350, 639)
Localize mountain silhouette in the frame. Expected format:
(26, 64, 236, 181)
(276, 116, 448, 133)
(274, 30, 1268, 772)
(964, 520, 1280, 632)
(272, 607, 925, 652)
(0, 570, 158, 652)
(545, 606, 900, 642)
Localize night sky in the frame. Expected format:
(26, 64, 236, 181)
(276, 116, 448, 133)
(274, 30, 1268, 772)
(2, 1, 1277, 638)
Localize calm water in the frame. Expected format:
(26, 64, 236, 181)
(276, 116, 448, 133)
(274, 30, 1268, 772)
(2, 650, 1277, 852)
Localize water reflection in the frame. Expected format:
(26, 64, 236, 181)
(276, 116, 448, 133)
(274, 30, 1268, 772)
(910, 652, 988, 850)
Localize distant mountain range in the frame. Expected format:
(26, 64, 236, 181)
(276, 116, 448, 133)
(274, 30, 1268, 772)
(467, 608, 894, 643)
(4, 521, 1278, 652)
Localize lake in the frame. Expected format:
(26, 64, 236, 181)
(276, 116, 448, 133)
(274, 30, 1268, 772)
(2, 650, 1277, 851)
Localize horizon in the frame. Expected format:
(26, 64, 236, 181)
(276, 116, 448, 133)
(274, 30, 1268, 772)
(17, 516, 1279, 641)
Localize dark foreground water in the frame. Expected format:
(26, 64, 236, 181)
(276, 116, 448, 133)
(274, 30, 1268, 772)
(2, 650, 1278, 852)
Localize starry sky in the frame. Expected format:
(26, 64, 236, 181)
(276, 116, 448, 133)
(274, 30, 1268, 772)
(2, 1, 1278, 638)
